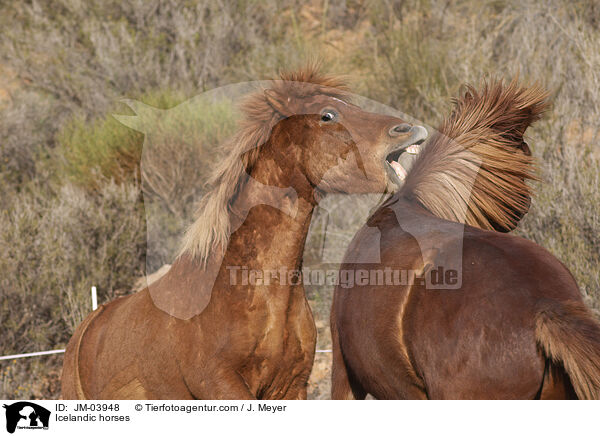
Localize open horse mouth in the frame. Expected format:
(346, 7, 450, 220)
(385, 125, 428, 182)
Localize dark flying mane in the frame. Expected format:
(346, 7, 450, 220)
(400, 78, 549, 231)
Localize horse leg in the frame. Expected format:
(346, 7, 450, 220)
(281, 382, 308, 400)
(331, 354, 365, 399)
(278, 364, 314, 399)
(184, 366, 256, 400)
(331, 316, 366, 400)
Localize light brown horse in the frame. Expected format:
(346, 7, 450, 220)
(61, 66, 428, 399)
(331, 80, 600, 399)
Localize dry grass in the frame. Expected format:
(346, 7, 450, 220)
(0, 0, 598, 399)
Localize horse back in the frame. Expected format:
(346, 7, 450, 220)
(403, 228, 582, 398)
(62, 289, 191, 399)
(333, 210, 583, 399)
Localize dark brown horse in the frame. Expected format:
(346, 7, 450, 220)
(331, 80, 600, 399)
(61, 66, 428, 399)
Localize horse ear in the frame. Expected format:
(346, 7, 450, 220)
(519, 140, 532, 156)
(264, 89, 293, 117)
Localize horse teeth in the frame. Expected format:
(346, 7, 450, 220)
(390, 161, 407, 180)
(406, 144, 421, 155)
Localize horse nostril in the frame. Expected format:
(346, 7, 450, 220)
(390, 123, 412, 136)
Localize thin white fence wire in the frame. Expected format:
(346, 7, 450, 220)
(0, 349, 66, 361)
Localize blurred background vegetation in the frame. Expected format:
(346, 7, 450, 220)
(0, 0, 598, 399)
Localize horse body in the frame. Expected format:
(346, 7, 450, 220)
(62, 66, 426, 399)
(331, 80, 600, 399)
(65, 200, 318, 399)
(332, 198, 581, 399)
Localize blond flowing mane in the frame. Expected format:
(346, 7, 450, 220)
(180, 65, 349, 262)
(400, 79, 549, 231)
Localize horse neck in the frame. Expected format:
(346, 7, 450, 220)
(210, 160, 315, 312)
(147, 148, 317, 320)
(394, 195, 434, 219)
(223, 155, 316, 276)
(372, 195, 448, 236)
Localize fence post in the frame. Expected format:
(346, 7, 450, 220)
(91, 286, 98, 311)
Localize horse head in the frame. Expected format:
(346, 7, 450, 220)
(256, 82, 427, 199)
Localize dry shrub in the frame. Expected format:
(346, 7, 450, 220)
(0, 181, 146, 398)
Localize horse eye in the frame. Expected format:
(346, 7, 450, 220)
(321, 109, 337, 122)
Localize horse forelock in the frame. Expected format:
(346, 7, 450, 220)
(401, 78, 549, 231)
(179, 64, 349, 263)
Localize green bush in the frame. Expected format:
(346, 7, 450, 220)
(56, 92, 238, 269)
(57, 113, 144, 190)
(57, 91, 236, 203)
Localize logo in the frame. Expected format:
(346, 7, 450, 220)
(2, 402, 50, 434)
